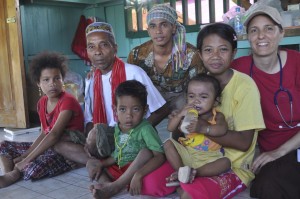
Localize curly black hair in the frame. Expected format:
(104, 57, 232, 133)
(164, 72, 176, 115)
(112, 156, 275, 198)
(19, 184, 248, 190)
(29, 51, 68, 84)
(115, 80, 148, 107)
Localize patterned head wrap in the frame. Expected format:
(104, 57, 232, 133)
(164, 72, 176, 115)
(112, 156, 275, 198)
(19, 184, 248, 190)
(147, 4, 177, 25)
(85, 22, 115, 39)
(147, 4, 187, 72)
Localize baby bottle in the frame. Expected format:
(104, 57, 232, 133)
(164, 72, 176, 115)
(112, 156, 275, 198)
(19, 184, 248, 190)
(180, 109, 198, 134)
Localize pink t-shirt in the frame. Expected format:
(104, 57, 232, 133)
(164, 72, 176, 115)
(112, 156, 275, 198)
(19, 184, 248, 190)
(232, 49, 300, 152)
(37, 91, 84, 134)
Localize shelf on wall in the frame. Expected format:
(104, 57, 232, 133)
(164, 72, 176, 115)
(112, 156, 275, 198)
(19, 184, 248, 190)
(27, 54, 82, 60)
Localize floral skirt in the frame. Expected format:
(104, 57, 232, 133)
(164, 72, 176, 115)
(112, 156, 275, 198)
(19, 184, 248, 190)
(0, 141, 71, 180)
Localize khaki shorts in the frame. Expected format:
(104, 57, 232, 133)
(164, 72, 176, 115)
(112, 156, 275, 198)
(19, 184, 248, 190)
(170, 138, 223, 169)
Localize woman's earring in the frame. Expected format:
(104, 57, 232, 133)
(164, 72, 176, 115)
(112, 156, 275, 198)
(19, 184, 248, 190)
(63, 84, 66, 91)
(38, 87, 42, 96)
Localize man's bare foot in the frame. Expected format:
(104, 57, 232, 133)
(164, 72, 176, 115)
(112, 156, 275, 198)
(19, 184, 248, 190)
(0, 155, 14, 173)
(0, 169, 21, 188)
(90, 182, 124, 199)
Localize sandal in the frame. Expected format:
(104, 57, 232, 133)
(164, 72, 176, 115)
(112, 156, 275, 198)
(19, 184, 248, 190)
(165, 166, 196, 186)
(166, 181, 180, 187)
(178, 166, 196, 183)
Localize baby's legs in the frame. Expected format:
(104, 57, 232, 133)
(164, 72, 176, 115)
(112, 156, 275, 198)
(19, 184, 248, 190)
(54, 141, 89, 166)
(91, 148, 153, 199)
(195, 157, 231, 177)
(0, 155, 14, 173)
(164, 139, 184, 170)
(164, 139, 185, 183)
(0, 169, 21, 188)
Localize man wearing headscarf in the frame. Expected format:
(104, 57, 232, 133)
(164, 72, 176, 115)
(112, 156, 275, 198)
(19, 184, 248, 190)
(128, 4, 204, 111)
(84, 22, 167, 134)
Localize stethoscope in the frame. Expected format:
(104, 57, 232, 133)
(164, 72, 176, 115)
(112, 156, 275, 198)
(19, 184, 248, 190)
(250, 53, 300, 129)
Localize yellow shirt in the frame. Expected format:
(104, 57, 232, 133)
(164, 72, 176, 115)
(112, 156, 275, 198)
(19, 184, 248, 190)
(218, 70, 265, 186)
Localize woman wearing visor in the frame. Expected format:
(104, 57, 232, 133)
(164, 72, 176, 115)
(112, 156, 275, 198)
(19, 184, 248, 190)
(232, 5, 300, 199)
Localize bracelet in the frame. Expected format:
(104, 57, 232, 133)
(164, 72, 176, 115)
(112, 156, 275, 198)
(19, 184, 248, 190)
(206, 125, 211, 135)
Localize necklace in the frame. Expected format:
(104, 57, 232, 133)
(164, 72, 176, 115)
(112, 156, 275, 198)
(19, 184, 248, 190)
(114, 128, 134, 167)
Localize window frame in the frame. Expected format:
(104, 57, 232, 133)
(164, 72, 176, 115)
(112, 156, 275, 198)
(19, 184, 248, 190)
(124, 0, 244, 38)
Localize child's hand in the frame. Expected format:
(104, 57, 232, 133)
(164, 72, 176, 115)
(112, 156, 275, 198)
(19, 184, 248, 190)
(83, 145, 93, 158)
(185, 118, 198, 133)
(86, 158, 103, 182)
(129, 172, 142, 196)
(168, 110, 179, 119)
(179, 103, 196, 117)
(170, 104, 196, 120)
(15, 159, 29, 171)
(13, 156, 24, 164)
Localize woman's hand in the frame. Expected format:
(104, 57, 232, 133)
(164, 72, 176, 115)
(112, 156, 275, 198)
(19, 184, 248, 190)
(187, 118, 207, 134)
(129, 172, 142, 196)
(251, 149, 283, 173)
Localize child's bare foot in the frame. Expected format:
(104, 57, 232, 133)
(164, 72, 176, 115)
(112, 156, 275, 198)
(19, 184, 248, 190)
(166, 171, 180, 187)
(90, 182, 124, 199)
(166, 171, 179, 182)
(166, 166, 197, 186)
(0, 169, 21, 188)
(0, 155, 14, 173)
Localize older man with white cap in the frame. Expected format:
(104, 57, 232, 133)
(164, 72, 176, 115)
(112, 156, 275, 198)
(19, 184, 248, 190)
(232, 4, 300, 199)
(84, 22, 167, 135)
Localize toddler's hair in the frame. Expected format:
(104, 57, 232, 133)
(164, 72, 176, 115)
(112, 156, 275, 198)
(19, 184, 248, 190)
(115, 80, 147, 107)
(29, 51, 68, 84)
(188, 73, 222, 101)
(197, 22, 237, 52)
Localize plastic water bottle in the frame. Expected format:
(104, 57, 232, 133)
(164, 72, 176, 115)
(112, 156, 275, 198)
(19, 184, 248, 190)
(180, 109, 198, 134)
(234, 7, 243, 36)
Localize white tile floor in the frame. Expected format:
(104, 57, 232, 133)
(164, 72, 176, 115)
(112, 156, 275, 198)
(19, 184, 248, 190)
(0, 122, 253, 199)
